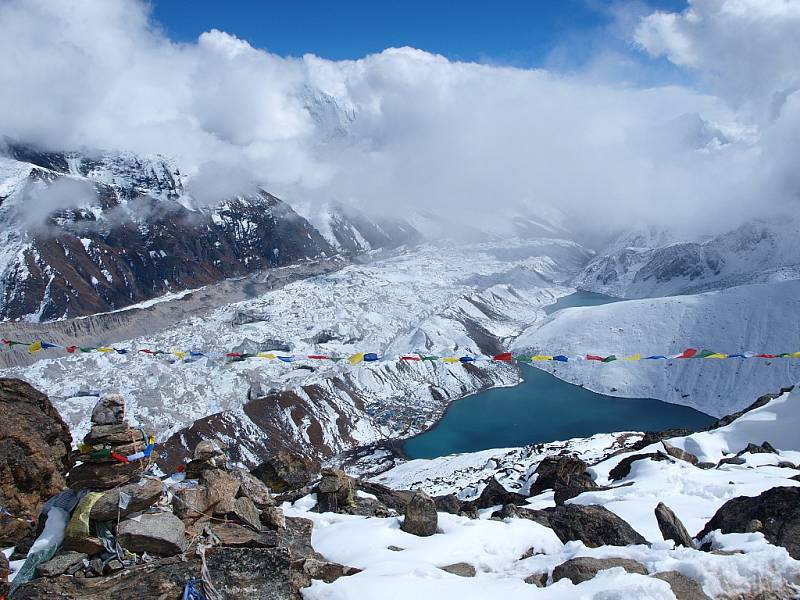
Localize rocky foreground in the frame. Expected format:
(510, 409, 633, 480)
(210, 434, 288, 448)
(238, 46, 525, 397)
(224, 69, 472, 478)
(2, 378, 800, 599)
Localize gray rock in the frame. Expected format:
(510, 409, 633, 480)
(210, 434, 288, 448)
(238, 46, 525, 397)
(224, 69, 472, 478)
(299, 558, 362, 583)
(736, 441, 778, 455)
(524, 572, 548, 586)
(89, 477, 164, 521)
(66, 460, 146, 491)
(315, 468, 354, 513)
(462, 477, 527, 510)
(401, 491, 438, 537)
(172, 485, 210, 522)
(103, 559, 124, 574)
(203, 468, 241, 510)
(61, 536, 105, 556)
(609, 453, 668, 481)
(251, 451, 319, 493)
(439, 562, 476, 577)
(777, 461, 796, 469)
(696, 486, 800, 559)
(652, 571, 711, 599)
(545, 504, 648, 547)
(35, 551, 87, 577)
(433, 493, 462, 515)
(655, 502, 694, 548)
(219, 497, 261, 531)
(529, 455, 599, 505)
(717, 455, 746, 467)
(387, 545, 404, 552)
(210, 522, 278, 548)
(83, 423, 141, 445)
(662, 441, 699, 465)
(90, 394, 125, 425)
(260, 505, 286, 530)
(117, 511, 186, 556)
(553, 556, 647, 584)
(1, 550, 9, 600)
(194, 439, 223, 461)
(232, 468, 275, 507)
(746, 518, 763, 532)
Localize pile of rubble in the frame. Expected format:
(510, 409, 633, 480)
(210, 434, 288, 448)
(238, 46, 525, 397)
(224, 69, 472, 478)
(7, 394, 360, 599)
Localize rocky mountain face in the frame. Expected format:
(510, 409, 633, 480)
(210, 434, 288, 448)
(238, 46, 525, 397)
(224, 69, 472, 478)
(0, 141, 418, 322)
(0, 378, 73, 547)
(575, 219, 800, 299)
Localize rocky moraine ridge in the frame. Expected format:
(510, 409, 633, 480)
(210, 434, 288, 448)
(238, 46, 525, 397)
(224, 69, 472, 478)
(2, 378, 799, 598)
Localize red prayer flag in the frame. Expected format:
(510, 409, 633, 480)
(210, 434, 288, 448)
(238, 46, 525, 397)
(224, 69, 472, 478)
(586, 355, 604, 361)
(111, 452, 129, 463)
(756, 354, 777, 358)
(677, 348, 698, 359)
(492, 352, 513, 362)
(226, 353, 243, 358)
(307, 355, 329, 360)
(400, 355, 421, 361)
(66, 345, 77, 353)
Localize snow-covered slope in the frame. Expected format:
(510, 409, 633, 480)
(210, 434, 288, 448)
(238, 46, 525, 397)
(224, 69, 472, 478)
(576, 219, 800, 299)
(289, 389, 800, 599)
(513, 280, 800, 417)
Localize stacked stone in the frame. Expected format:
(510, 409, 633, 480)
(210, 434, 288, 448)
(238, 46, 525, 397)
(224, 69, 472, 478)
(66, 395, 154, 491)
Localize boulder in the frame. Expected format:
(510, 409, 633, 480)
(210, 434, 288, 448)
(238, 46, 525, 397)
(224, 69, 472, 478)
(433, 494, 461, 515)
(260, 506, 286, 530)
(172, 485, 210, 522)
(737, 441, 778, 455)
(232, 468, 275, 507)
(116, 511, 186, 556)
(252, 451, 319, 493)
(66, 460, 146, 491)
(552, 556, 648, 584)
(202, 468, 241, 510)
(0, 378, 73, 545)
(90, 394, 125, 426)
(439, 562, 476, 577)
(355, 481, 412, 512)
(717, 455, 746, 467)
(84, 423, 143, 446)
(654, 502, 694, 548)
(662, 441, 699, 466)
(652, 571, 711, 600)
(61, 536, 106, 556)
(462, 477, 526, 510)
(314, 469, 354, 512)
(696, 486, 800, 559)
(194, 439, 222, 461)
(89, 477, 164, 521)
(13, 547, 306, 600)
(299, 558, 362, 583)
(215, 497, 261, 531)
(524, 572, 548, 586)
(210, 522, 278, 548)
(401, 491, 438, 537)
(529, 455, 598, 504)
(609, 453, 667, 481)
(545, 504, 648, 547)
(35, 551, 87, 578)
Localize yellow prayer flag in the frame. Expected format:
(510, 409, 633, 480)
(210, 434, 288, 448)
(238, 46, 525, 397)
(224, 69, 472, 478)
(97, 347, 114, 353)
(172, 350, 187, 360)
(28, 340, 42, 353)
(532, 355, 553, 361)
(348, 352, 365, 365)
(257, 352, 276, 359)
(441, 357, 460, 363)
(624, 353, 641, 361)
(705, 353, 728, 359)
(791, 352, 800, 358)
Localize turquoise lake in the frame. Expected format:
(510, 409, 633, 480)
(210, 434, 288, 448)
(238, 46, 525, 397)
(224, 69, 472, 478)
(402, 291, 716, 460)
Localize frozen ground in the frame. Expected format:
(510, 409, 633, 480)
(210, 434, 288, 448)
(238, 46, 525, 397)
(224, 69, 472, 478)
(286, 388, 800, 599)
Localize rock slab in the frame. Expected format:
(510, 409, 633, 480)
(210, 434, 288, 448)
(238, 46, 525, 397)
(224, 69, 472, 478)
(401, 491, 437, 537)
(116, 511, 186, 556)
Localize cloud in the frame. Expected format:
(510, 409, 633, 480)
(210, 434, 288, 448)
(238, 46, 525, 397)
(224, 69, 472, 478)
(0, 0, 798, 241)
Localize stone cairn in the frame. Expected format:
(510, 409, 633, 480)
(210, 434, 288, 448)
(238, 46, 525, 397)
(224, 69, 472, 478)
(66, 395, 152, 491)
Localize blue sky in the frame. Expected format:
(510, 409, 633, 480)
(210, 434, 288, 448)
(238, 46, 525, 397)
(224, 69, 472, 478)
(151, 0, 688, 66)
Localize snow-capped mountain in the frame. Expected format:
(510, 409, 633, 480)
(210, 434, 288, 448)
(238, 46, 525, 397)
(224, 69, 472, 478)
(513, 280, 800, 416)
(0, 141, 417, 322)
(575, 219, 800, 299)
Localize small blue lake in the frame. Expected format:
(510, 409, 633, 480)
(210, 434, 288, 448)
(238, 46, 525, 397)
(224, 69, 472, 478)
(402, 291, 716, 460)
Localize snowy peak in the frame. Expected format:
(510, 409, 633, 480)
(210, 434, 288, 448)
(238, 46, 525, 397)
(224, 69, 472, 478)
(575, 219, 800, 298)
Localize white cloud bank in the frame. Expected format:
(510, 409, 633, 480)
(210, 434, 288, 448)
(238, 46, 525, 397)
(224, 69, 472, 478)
(0, 0, 798, 238)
